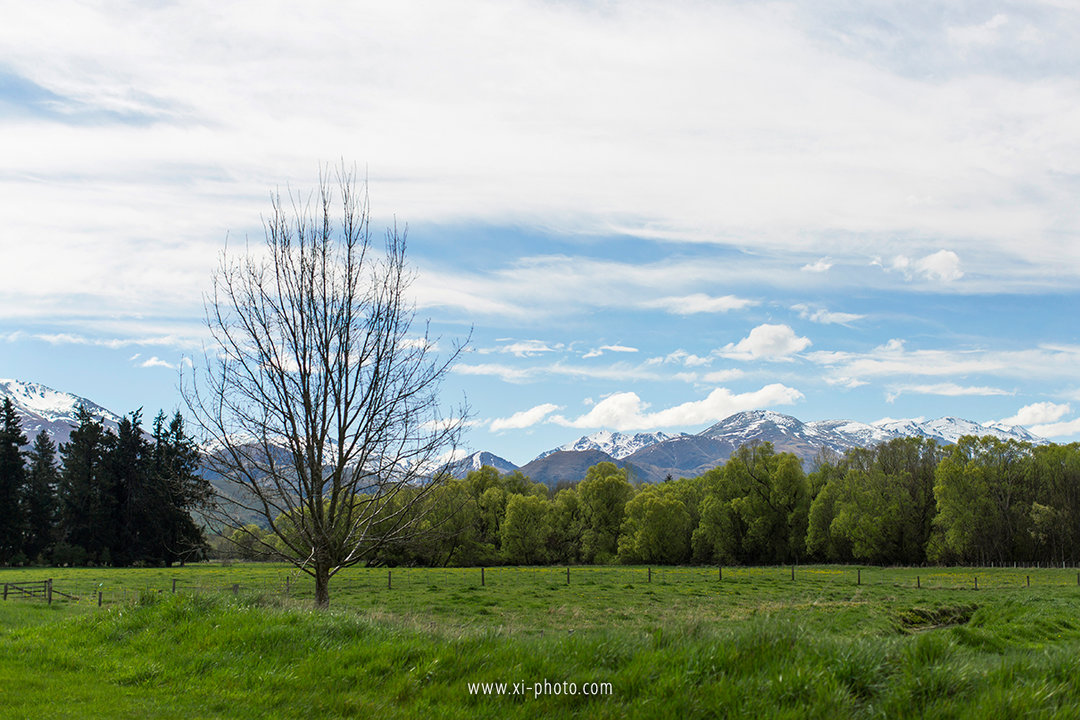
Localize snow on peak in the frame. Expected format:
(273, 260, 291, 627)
(872, 416, 1045, 445)
(538, 430, 674, 460)
(0, 378, 123, 446)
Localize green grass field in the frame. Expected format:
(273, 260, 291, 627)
(3, 564, 1080, 718)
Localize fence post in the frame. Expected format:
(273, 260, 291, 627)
(857, 568, 861, 586)
(974, 576, 978, 591)
(917, 575, 920, 589)
(172, 579, 177, 594)
(1027, 575, 1030, 588)
(565, 567, 569, 586)
(98, 591, 103, 607)
(481, 567, 485, 587)
(648, 567, 652, 583)
(388, 570, 392, 590)
(285, 576, 290, 597)
(47, 579, 53, 605)
(232, 583, 239, 596)
(718, 566, 722, 582)
(791, 565, 795, 581)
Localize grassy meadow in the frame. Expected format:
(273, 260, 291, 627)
(4, 563, 1080, 718)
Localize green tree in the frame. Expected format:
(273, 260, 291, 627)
(149, 411, 210, 564)
(720, 443, 809, 564)
(932, 436, 1034, 565)
(21, 431, 59, 561)
(578, 462, 633, 563)
(0, 398, 28, 563)
(1028, 443, 1080, 564)
(58, 406, 113, 564)
(227, 524, 271, 560)
(691, 478, 742, 564)
(548, 487, 584, 564)
(618, 485, 692, 564)
(501, 494, 552, 565)
(110, 411, 153, 565)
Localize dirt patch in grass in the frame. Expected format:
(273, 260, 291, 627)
(896, 604, 977, 633)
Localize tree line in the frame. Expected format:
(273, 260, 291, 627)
(0, 398, 210, 567)
(230, 435, 1080, 568)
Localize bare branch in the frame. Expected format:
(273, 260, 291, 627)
(183, 165, 469, 607)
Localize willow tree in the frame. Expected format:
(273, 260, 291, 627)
(186, 168, 467, 607)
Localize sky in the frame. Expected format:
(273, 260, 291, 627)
(2, 0, 1080, 466)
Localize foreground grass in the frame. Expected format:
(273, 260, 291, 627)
(4, 566, 1080, 717)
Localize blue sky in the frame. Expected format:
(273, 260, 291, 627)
(2, 1, 1080, 465)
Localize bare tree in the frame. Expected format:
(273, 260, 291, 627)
(185, 167, 467, 608)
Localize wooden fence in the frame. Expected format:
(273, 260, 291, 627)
(3, 579, 53, 604)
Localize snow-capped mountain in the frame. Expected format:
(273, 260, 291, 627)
(537, 430, 678, 460)
(520, 411, 1050, 486)
(446, 450, 518, 477)
(0, 378, 123, 447)
(694, 411, 1043, 460)
(873, 416, 1044, 445)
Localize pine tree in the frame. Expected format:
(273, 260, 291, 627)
(151, 411, 210, 564)
(58, 406, 113, 564)
(0, 398, 28, 563)
(109, 411, 153, 565)
(22, 431, 59, 561)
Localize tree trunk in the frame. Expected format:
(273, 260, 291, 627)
(314, 563, 330, 609)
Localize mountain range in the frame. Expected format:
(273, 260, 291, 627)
(0, 379, 1047, 487)
(0, 378, 123, 447)
(453, 410, 1046, 486)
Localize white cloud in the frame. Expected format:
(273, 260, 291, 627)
(791, 304, 864, 325)
(648, 349, 714, 367)
(140, 356, 176, 370)
(452, 363, 534, 384)
(583, 344, 639, 359)
(483, 339, 564, 358)
(810, 340, 1080, 384)
(801, 258, 833, 273)
(885, 383, 1013, 403)
(1031, 418, 1080, 438)
(490, 403, 561, 432)
(2, 0, 1080, 339)
(998, 401, 1072, 426)
(399, 337, 440, 352)
(948, 14, 1010, 48)
(453, 360, 670, 385)
(643, 294, 758, 315)
(889, 250, 964, 283)
(701, 369, 744, 383)
(917, 250, 964, 282)
(722, 324, 811, 361)
(551, 383, 804, 431)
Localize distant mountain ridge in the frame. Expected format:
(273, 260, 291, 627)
(537, 430, 679, 460)
(465, 411, 1047, 487)
(0, 379, 1048, 487)
(446, 450, 518, 477)
(0, 378, 123, 447)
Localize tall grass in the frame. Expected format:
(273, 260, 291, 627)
(5, 585, 1080, 718)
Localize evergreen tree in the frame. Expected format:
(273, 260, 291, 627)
(22, 431, 59, 561)
(0, 398, 28, 563)
(151, 411, 210, 564)
(109, 411, 153, 565)
(58, 406, 113, 564)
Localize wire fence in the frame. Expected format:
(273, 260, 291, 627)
(6, 564, 1080, 609)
